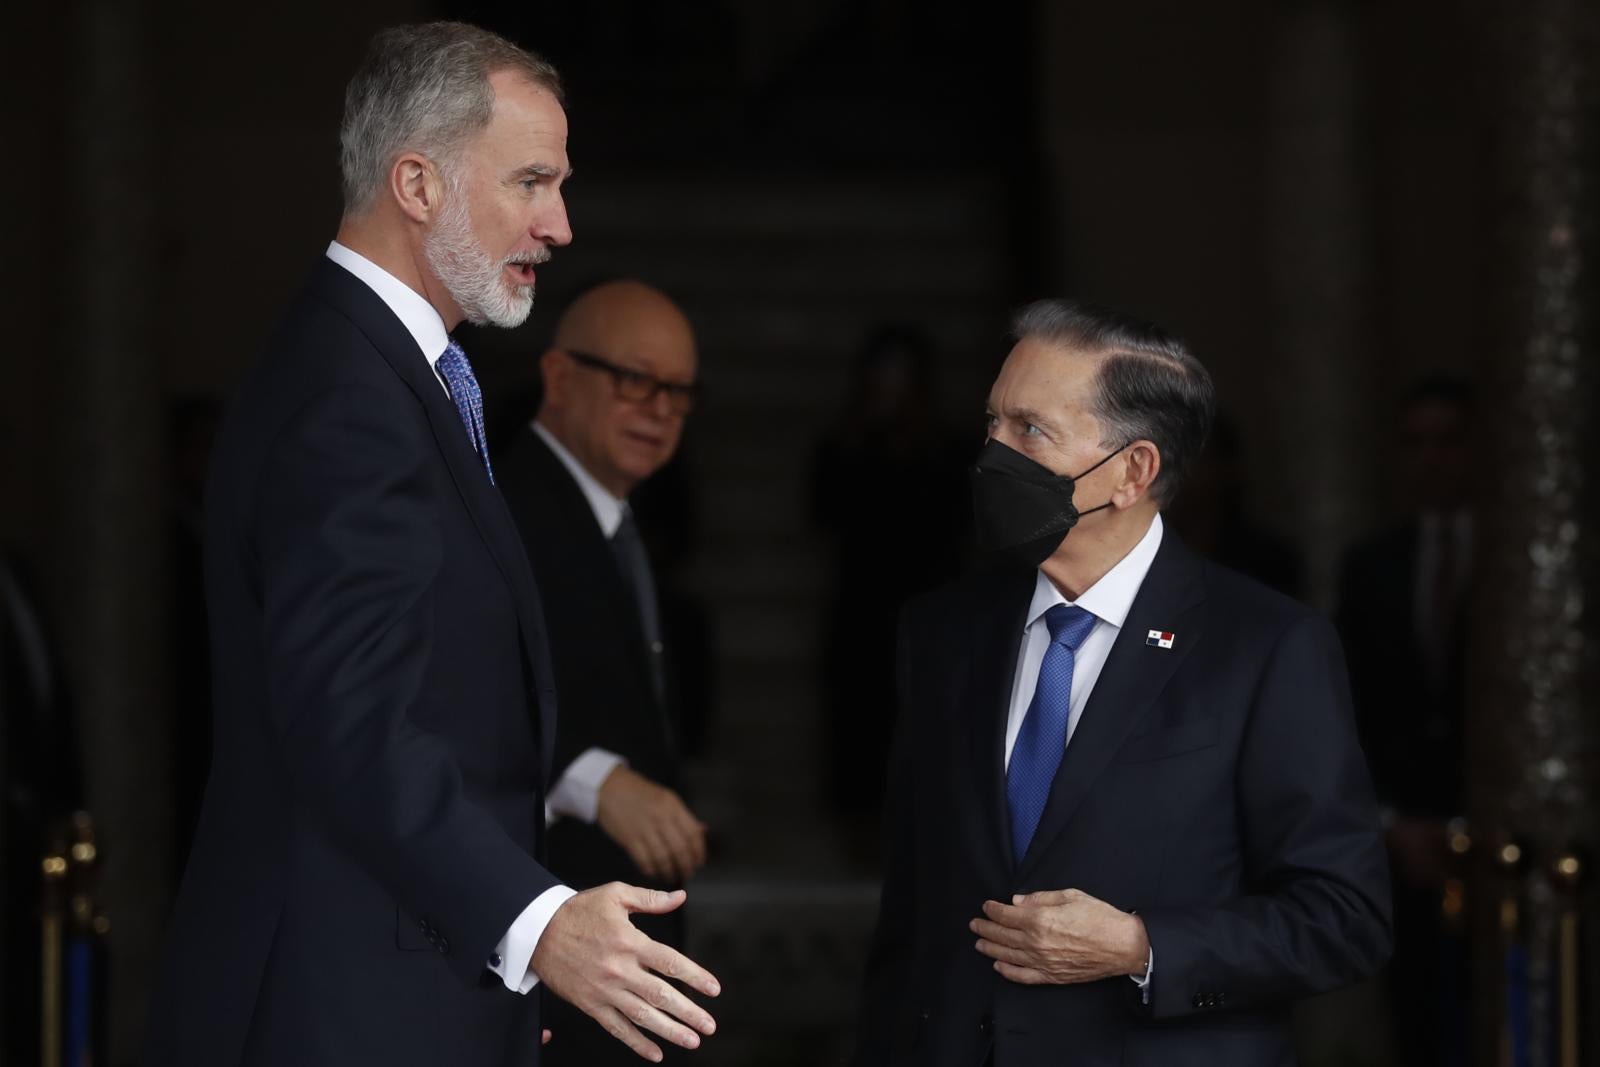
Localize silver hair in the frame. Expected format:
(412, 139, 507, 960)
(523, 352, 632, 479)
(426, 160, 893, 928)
(1011, 299, 1216, 506)
(338, 22, 562, 215)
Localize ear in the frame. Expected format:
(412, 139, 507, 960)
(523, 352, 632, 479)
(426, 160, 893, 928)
(389, 151, 446, 225)
(1113, 441, 1161, 509)
(538, 348, 569, 406)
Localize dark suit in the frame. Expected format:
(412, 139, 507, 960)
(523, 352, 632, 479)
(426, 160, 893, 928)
(1335, 521, 1471, 1067)
(1335, 521, 1466, 818)
(144, 258, 562, 1067)
(856, 532, 1391, 1067)
(495, 428, 683, 1066)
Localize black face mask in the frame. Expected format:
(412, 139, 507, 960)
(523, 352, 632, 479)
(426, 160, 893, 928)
(969, 439, 1125, 567)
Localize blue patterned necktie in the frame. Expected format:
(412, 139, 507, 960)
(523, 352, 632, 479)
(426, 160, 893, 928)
(1007, 604, 1099, 862)
(436, 338, 494, 484)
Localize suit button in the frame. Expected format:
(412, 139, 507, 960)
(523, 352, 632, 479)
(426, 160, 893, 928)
(438, 937, 450, 955)
(489, 952, 502, 968)
(1192, 993, 1205, 1009)
(978, 1015, 993, 1036)
(1216, 992, 1226, 1006)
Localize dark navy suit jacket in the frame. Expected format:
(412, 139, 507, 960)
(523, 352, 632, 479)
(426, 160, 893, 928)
(496, 426, 687, 1067)
(855, 533, 1392, 1067)
(144, 257, 561, 1067)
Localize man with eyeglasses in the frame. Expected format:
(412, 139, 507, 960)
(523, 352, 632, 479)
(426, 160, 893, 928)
(496, 280, 706, 1067)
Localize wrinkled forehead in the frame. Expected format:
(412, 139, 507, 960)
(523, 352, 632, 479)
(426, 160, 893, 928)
(988, 339, 1102, 417)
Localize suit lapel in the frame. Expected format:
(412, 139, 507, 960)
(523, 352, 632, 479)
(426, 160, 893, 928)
(962, 568, 1035, 876)
(1015, 533, 1208, 880)
(519, 432, 673, 751)
(313, 260, 559, 783)
(523, 433, 652, 662)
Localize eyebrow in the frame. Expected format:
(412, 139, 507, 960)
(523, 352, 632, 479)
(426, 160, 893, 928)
(508, 163, 574, 182)
(990, 404, 1061, 432)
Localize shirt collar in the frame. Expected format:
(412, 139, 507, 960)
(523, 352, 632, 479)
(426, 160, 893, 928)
(325, 241, 451, 370)
(532, 421, 627, 538)
(1026, 513, 1165, 631)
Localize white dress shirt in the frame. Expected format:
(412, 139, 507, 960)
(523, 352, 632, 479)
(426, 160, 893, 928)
(325, 242, 452, 396)
(1004, 514, 1164, 766)
(323, 242, 574, 995)
(531, 420, 630, 825)
(1003, 512, 1164, 998)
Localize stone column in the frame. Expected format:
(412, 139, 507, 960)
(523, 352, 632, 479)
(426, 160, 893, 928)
(56, 1, 173, 1059)
(1469, 0, 1599, 1061)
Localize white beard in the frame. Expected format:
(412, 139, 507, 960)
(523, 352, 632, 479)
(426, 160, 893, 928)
(423, 181, 538, 329)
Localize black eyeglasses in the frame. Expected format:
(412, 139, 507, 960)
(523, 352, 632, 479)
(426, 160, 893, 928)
(563, 349, 699, 415)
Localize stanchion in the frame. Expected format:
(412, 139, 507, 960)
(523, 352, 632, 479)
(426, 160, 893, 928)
(1550, 853, 1581, 1067)
(40, 839, 68, 1067)
(1440, 818, 1472, 1067)
(64, 813, 104, 1067)
(1496, 839, 1529, 1067)
(40, 813, 107, 1067)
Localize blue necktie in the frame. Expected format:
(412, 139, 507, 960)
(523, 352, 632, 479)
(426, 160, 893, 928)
(1007, 604, 1099, 862)
(436, 339, 494, 484)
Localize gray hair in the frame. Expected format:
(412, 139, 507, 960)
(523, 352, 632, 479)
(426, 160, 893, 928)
(339, 22, 563, 215)
(1011, 299, 1215, 506)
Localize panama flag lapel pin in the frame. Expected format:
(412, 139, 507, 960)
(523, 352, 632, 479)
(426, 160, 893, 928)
(1146, 630, 1176, 650)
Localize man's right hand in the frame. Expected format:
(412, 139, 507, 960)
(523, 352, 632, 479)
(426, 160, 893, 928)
(532, 883, 720, 1063)
(597, 765, 708, 883)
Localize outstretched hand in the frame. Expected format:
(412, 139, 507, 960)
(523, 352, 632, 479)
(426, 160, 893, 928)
(970, 888, 1148, 985)
(532, 883, 720, 1062)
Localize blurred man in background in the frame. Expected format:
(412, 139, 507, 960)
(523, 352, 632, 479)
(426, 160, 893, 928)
(809, 326, 972, 842)
(497, 280, 707, 1067)
(1163, 414, 1303, 600)
(1336, 377, 1477, 1067)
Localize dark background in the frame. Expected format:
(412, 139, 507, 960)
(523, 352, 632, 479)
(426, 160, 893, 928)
(2, 2, 1595, 1065)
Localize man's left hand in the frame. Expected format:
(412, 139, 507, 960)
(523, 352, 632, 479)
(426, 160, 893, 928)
(971, 888, 1149, 985)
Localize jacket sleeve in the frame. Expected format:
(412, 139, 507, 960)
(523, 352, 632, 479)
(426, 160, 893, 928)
(1134, 614, 1393, 1018)
(255, 384, 560, 987)
(852, 611, 921, 1065)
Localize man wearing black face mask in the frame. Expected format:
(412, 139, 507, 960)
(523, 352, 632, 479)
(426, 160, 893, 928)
(854, 301, 1391, 1067)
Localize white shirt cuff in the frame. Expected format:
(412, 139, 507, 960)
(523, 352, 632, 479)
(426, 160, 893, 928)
(545, 748, 626, 826)
(1129, 945, 1154, 1005)
(488, 884, 578, 994)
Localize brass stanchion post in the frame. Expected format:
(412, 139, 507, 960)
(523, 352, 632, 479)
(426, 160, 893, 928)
(40, 843, 68, 1067)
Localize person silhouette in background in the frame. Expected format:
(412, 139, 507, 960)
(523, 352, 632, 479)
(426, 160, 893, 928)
(1335, 376, 1477, 1067)
(810, 325, 973, 842)
(1164, 414, 1303, 600)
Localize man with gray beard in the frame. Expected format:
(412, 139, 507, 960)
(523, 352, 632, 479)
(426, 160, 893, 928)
(143, 23, 719, 1067)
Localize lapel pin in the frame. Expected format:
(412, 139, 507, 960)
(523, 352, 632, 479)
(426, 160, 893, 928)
(1146, 630, 1175, 650)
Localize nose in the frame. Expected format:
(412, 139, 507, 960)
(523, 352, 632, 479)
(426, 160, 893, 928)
(534, 192, 573, 248)
(647, 387, 677, 421)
